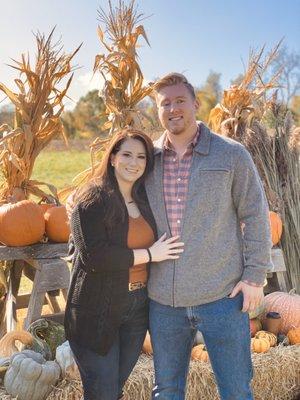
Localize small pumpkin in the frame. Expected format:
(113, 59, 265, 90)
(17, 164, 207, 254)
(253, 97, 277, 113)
(263, 290, 300, 334)
(251, 337, 270, 353)
(4, 349, 61, 400)
(0, 200, 45, 246)
(55, 341, 80, 380)
(142, 331, 153, 355)
(191, 344, 209, 362)
(287, 327, 300, 345)
(269, 211, 283, 246)
(44, 205, 70, 243)
(255, 330, 277, 347)
(0, 330, 34, 357)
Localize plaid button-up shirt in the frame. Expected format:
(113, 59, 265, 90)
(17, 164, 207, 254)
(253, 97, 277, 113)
(163, 127, 200, 237)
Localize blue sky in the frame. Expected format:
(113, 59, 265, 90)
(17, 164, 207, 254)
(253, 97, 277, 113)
(0, 0, 299, 108)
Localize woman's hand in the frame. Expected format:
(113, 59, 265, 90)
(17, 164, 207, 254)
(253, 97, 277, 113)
(149, 233, 184, 262)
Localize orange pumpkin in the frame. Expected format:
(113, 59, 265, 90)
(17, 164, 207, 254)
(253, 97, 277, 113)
(39, 203, 55, 215)
(191, 344, 209, 362)
(287, 327, 300, 345)
(255, 330, 277, 347)
(0, 200, 45, 246)
(44, 205, 70, 243)
(251, 337, 270, 353)
(264, 290, 300, 334)
(269, 211, 283, 246)
(142, 331, 153, 355)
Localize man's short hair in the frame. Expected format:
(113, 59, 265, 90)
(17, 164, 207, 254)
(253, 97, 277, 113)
(152, 73, 196, 99)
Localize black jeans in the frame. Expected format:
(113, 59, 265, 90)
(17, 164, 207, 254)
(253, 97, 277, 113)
(69, 287, 148, 400)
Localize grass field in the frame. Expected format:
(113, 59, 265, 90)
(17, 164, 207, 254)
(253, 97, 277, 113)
(32, 149, 91, 191)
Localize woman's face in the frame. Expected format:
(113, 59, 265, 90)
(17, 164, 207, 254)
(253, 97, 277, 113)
(111, 138, 147, 186)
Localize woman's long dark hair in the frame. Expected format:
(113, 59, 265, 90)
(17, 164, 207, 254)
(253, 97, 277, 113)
(75, 128, 154, 230)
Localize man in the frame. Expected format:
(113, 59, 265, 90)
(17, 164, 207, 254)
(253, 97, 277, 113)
(145, 73, 273, 400)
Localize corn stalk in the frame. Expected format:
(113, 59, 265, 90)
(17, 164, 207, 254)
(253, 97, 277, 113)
(0, 28, 81, 204)
(209, 44, 300, 293)
(58, 0, 153, 201)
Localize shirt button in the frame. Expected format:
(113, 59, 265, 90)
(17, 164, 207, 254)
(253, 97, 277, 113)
(177, 198, 181, 202)
(173, 158, 176, 162)
(177, 220, 181, 224)
(177, 178, 181, 182)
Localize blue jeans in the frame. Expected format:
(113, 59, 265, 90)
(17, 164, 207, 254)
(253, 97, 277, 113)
(70, 288, 148, 400)
(150, 292, 253, 400)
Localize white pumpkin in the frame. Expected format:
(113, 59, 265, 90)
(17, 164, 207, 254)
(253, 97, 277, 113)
(4, 349, 61, 400)
(55, 340, 80, 380)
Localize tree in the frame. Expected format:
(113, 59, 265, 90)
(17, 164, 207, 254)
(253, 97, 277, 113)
(61, 90, 107, 138)
(271, 46, 300, 105)
(196, 71, 222, 123)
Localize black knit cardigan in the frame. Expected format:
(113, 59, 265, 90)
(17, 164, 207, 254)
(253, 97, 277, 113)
(64, 187, 157, 355)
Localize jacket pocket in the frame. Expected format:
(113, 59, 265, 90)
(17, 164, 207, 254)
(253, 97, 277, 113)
(70, 267, 105, 313)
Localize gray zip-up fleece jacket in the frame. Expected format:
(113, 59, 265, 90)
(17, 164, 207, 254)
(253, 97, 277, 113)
(145, 123, 273, 307)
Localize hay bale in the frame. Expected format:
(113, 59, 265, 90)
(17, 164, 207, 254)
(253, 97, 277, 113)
(126, 345, 300, 400)
(0, 345, 299, 399)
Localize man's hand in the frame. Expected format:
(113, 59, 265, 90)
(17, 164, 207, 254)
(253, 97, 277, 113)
(229, 281, 264, 313)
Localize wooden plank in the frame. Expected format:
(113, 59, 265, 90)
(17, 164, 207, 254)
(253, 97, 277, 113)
(16, 293, 48, 310)
(271, 248, 286, 272)
(35, 259, 70, 293)
(0, 243, 68, 261)
(6, 261, 24, 332)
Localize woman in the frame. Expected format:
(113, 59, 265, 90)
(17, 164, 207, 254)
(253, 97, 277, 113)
(64, 128, 184, 400)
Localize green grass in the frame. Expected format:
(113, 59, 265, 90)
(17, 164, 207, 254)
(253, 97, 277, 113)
(32, 150, 91, 190)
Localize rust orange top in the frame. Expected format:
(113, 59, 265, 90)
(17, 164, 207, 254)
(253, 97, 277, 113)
(127, 215, 155, 284)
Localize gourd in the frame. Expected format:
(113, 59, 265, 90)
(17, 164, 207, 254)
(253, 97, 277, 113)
(4, 349, 60, 400)
(55, 341, 80, 380)
(264, 290, 300, 334)
(0, 200, 45, 246)
(142, 331, 153, 355)
(269, 211, 283, 246)
(44, 205, 70, 242)
(251, 337, 270, 353)
(191, 344, 209, 362)
(255, 330, 277, 347)
(0, 330, 34, 357)
(26, 318, 66, 360)
(287, 327, 300, 345)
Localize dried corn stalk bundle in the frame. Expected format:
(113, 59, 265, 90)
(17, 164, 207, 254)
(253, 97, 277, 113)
(60, 0, 153, 200)
(0, 29, 80, 204)
(209, 43, 300, 293)
(208, 43, 281, 139)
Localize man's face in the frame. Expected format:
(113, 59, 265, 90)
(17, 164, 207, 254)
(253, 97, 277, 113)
(156, 83, 199, 135)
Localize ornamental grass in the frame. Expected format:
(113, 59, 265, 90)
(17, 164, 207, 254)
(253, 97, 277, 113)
(0, 28, 80, 204)
(208, 44, 300, 294)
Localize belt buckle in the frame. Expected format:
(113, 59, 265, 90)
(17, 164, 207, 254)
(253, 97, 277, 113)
(128, 282, 146, 291)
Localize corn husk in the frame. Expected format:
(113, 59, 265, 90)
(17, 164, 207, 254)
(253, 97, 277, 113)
(0, 28, 81, 204)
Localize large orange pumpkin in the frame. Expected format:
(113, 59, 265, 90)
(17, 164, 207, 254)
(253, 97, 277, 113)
(0, 200, 45, 246)
(264, 290, 300, 334)
(269, 211, 283, 246)
(39, 203, 55, 215)
(44, 205, 70, 243)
